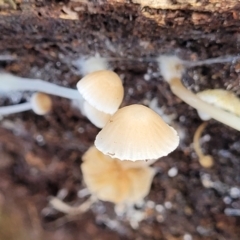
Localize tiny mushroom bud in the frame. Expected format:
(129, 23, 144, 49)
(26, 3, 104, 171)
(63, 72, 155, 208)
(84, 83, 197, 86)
(0, 92, 52, 116)
(81, 146, 155, 204)
(77, 70, 124, 114)
(196, 89, 240, 120)
(0, 102, 32, 116)
(30, 92, 52, 115)
(95, 104, 179, 161)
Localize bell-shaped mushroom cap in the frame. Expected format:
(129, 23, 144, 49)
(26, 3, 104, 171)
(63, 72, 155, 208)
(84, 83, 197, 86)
(81, 146, 155, 204)
(83, 101, 111, 128)
(76, 70, 124, 114)
(30, 92, 52, 115)
(95, 104, 179, 161)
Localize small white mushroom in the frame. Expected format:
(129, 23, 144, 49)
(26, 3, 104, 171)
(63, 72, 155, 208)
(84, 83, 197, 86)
(0, 92, 52, 116)
(77, 70, 124, 114)
(30, 92, 52, 115)
(95, 104, 179, 161)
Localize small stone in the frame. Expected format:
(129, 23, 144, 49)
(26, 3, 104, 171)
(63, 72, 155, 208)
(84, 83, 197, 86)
(144, 73, 151, 81)
(78, 127, 84, 133)
(36, 134, 45, 145)
(128, 88, 134, 95)
(229, 187, 240, 198)
(201, 174, 214, 188)
(168, 167, 178, 177)
(196, 226, 211, 236)
(183, 233, 192, 240)
(223, 196, 232, 204)
(155, 204, 164, 213)
(179, 115, 186, 122)
(164, 201, 172, 209)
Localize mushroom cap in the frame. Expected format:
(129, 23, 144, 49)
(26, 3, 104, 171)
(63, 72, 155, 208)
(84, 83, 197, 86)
(81, 146, 155, 204)
(197, 89, 240, 116)
(199, 155, 214, 168)
(76, 70, 124, 114)
(83, 101, 111, 128)
(95, 104, 179, 161)
(30, 92, 52, 115)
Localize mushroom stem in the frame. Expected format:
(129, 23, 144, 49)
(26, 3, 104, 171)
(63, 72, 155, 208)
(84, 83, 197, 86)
(193, 122, 208, 159)
(169, 77, 240, 131)
(49, 196, 96, 215)
(0, 73, 80, 100)
(193, 122, 214, 168)
(0, 102, 32, 115)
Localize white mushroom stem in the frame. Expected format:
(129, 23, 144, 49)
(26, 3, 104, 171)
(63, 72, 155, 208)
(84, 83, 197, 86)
(0, 73, 80, 100)
(169, 77, 240, 131)
(49, 196, 96, 215)
(0, 102, 32, 115)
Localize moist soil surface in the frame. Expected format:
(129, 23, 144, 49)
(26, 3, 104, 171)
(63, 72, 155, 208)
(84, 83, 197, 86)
(0, 1, 240, 240)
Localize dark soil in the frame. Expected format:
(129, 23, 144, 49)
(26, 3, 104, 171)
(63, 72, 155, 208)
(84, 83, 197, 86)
(1, 1, 240, 240)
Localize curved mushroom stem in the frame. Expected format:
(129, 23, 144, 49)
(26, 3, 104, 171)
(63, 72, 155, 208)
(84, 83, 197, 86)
(169, 78, 240, 131)
(0, 102, 32, 115)
(0, 73, 81, 100)
(49, 196, 96, 215)
(193, 122, 214, 168)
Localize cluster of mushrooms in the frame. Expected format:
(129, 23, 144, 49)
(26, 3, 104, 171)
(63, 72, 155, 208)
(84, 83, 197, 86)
(1, 54, 240, 219)
(76, 69, 180, 206)
(0, 65, 180, 211)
